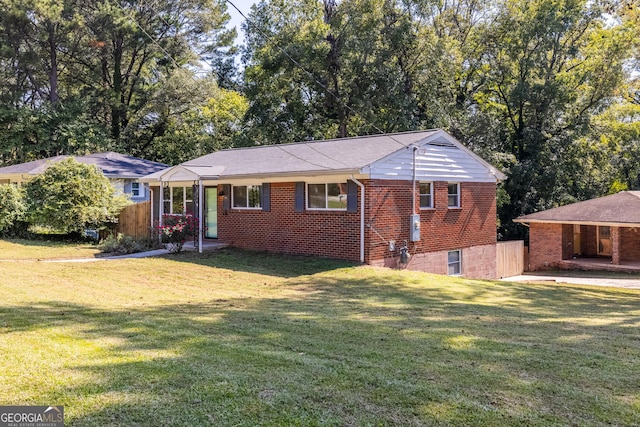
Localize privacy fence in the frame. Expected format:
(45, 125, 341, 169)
(496, 240, 525, 278)
(115, 201, 151, 239)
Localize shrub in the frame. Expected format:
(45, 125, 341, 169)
(100, 233, 160, 255)
(24, 158, 130, 233)
(159, 214, 198, 253)
(0, 184, 26, 235)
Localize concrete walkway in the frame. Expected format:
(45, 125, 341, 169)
(501, 274, 640, 290)
(43, 241, 227, 263)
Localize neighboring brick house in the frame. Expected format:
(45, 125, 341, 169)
(0, 152, 168, 202)
(142, 130, 506, 278)
(514, 191, 640, 271)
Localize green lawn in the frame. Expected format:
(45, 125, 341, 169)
(0, 245, 639, 426)
(0, 238, 100, 260)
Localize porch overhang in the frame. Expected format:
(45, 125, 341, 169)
(140, 165, 225, 184)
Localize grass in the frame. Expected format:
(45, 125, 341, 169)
(0, 238, 100, 260)
(0, 243, 639, 426)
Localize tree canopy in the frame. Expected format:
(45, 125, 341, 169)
(24, 158, 130, 233)
(0, 0, 637, 238)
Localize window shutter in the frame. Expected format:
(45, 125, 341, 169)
(124, 181, 132, 195)
(261, 183, 271, 212)
(294, 182, 305, 212)
(347, 180, 359, 213)
(222, 184, 231, 211)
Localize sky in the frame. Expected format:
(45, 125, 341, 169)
(225, 0, 258, 43)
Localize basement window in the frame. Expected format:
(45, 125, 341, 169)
(448, 250, 462, 276)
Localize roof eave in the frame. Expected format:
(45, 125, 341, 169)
(514, 218, 640, 227)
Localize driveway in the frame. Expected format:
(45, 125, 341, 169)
(502, 274, 640, 290)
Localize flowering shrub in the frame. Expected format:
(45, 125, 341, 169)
(158, 214, 198, 253)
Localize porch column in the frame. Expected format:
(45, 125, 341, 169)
(198, 180, 203, 254)
(611, 226, 620, 265)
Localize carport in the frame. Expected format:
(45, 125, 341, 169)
(514, 191, 640, 272)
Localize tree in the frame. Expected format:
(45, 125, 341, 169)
(0, 184, 26, 234)
(123, 69, 248, 164)
(471, 0, 636, 237)
(0, 0, 239, 164)
(24, 158, 130, 233)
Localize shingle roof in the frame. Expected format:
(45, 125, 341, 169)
(183, 130, 440, 176)
(514, 191, 640, 225)
(0, 152, 168, 178)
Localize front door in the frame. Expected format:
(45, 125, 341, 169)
(597, 226, 611, 256)
(205, 187, 218, 238)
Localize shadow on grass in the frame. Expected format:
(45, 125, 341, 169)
(2, 270, 639, 426)
(162, 247, 357, 278)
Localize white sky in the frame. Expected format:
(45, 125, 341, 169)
(226, 0, 258, 43)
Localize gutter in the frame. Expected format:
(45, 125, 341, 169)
(514, 219, 639, 228)
(350, 175, 365, 263)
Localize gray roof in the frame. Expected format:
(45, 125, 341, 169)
(514, 191, 640, 226)
(183, 130, 440, 176)
(0, 152, 168, 179)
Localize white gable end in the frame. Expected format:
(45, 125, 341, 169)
(367, 132, 503, 183)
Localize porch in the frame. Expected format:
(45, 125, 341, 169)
(559, 257, 640, 273)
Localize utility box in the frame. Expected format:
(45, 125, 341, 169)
(410, 213, 421, 242)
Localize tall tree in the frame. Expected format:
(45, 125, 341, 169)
(472, 0, 635, 236)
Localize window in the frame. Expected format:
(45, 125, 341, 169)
(163, 186, 194, 215)
(131, 182, 143, 198)
(419, 182, 433, 209)
(448, 183, 460, 208)
(307, 183, 347, 210)
(448, 250, 462, 276)
(232, 185, 262, 209)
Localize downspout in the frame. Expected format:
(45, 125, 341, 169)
(351, 176, 365, 263)
(198, 180, 204, 253)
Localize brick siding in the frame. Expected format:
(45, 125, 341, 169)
(218, 182, 361, 260)
(216, 180, 498, 278)
(620, 227, 640, 261)
(528, 223, 564, 270)
(364, 180, 497, 263)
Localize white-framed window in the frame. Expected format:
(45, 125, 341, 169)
(307, 183, 347, 210)
(448, 183, 460, 208)
(163, 186, 194, 215)
(131, 182, 144, 198)
(448, 250, 462, 276)
(419, 182, 433, 209)
(232, 185, 262, 209)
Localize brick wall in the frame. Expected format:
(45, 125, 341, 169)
(584, 225, 598, 256)
(364, 180, 497, 263)
(218, 182, 361, 260)
(216, 180, 498, 276)
(369, 243, 497, 279)
(529, 223, 564, 270)
(620, 227, 640, 261)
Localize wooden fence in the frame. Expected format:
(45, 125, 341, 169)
(115, 200, 151, 239)
(496, 240, 525, 278)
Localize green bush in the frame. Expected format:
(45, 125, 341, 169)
(0, 184, 26, 235)
(24, 158, 130, 233)
(100, 233, 160, 255)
